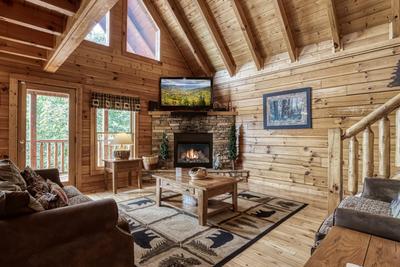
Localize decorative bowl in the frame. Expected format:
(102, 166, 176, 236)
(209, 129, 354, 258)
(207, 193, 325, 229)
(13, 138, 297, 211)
(188, 167, 208, 180)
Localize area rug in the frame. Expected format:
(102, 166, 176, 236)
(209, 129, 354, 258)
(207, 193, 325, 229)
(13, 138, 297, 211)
(118, 190, 307, 267)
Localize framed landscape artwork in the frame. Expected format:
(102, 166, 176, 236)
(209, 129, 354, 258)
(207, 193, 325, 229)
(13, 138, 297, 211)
(263, 87, 312, 129)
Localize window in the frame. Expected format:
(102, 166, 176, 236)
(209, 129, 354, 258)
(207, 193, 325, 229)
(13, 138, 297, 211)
(125, 0, 160, 60)
(94, 109, 137, 168)
(85, 12, 110, 46)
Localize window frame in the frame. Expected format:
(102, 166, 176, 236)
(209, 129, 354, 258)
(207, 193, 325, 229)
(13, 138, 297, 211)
(90, 107, 139, 175)
(122, 0, 162, 64)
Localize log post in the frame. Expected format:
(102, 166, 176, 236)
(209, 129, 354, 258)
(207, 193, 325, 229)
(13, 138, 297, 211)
(362, 126, 374, 181)
(348, 136, 359, 195)
(396, 109, 400, 167)
(328, 128, 343, 213)
(378, 116, 390, 178)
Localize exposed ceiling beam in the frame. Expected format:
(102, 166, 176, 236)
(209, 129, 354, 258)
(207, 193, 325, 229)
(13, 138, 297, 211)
(25, 0, 79, 16)
(166, 0, 214, 76)
(231, 0, 263, 70)
(0, 21, 54, 50)
(272, 0, 297, 62)
(44, 0, 119, 73)
(0, 39, 47, 61)
(326, 0, 341, 51)
(390, 0, 400, 39)
(0, 1, 65, 35)
(194, 0, 236, 76)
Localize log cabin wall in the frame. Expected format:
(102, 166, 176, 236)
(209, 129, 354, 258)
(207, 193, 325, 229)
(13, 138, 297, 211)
(0, 0, 191, 192)
(213, 31, 400, 199)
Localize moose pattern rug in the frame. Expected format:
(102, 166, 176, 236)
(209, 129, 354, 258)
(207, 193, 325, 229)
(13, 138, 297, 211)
(118, 190, 306, 267)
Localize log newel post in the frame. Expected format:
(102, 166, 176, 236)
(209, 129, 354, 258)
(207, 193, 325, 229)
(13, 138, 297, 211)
(328, 128, 343, 213)
(396, 109, 400, 167)
(348, 136, 359, 195)
(378, 116, 390, 178)
(362, 126, 374, 181)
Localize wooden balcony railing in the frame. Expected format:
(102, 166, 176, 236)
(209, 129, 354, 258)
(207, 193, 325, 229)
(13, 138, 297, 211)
(327, 93, 400, 213)
(27, 139, 68, 174)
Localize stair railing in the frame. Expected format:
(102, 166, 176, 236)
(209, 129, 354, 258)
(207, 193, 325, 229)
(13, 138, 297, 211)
(328, 93, 400, 213)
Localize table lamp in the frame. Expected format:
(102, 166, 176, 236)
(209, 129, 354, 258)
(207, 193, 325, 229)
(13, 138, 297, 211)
(111, 133, 133, 160)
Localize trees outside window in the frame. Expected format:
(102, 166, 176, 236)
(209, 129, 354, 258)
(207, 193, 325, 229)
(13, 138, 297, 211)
(85, 12, 110, 46)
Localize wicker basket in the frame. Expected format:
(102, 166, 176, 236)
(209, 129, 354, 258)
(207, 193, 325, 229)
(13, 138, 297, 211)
(142, 155, 159, 170)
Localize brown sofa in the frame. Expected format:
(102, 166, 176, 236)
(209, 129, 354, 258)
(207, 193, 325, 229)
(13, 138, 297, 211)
(0, 168, 134, 267)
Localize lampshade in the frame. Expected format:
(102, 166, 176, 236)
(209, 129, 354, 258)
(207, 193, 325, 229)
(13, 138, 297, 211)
(111, 133, 133, 145)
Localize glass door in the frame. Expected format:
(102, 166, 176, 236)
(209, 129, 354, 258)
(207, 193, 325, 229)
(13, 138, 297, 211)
(17, 83, 76, 185)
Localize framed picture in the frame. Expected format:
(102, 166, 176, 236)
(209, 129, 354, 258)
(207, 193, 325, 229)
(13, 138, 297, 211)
(263, 87, 312, 129)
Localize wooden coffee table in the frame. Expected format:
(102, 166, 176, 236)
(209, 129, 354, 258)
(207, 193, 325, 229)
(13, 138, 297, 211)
(152, 172, 240, 226)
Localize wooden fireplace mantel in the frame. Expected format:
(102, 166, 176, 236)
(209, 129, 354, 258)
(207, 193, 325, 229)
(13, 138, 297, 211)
(148, 110, 238, 116)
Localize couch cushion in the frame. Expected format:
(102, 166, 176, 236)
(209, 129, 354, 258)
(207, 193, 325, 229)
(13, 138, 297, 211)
(63, 186, 83, 199)
(68, 195, 92, 206)
(339, 196, 391, 216)
(0, 160, 27, 191)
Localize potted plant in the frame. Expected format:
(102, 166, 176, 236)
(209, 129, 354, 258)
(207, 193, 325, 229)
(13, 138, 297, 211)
(159, 131, 169, 168)
(228, 124, 238, 170)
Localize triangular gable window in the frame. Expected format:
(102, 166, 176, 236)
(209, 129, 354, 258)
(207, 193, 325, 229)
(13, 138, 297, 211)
(85, 12, 110, 46)
(125, 0, 160, 60)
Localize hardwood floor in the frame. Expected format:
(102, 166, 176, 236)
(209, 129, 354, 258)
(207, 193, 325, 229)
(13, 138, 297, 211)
(89, 180, 328, 267)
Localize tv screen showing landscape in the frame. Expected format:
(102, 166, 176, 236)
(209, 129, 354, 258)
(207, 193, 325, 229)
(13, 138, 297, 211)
(160, 78, 212, 108)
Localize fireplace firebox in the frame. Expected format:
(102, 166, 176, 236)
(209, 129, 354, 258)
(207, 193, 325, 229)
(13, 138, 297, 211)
(174, 133, 213, 168)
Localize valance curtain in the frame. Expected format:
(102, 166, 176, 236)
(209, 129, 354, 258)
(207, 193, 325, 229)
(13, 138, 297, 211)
(91, 92, 140, 111)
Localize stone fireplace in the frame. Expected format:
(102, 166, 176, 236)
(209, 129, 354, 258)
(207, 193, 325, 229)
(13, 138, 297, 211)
(174, 133, 213, 168)
(150, 111, 236, 169)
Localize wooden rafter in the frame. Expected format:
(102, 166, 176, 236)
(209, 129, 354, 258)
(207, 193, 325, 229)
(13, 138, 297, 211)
(0, 39, 47, 61)
(166, 0, 214, 76)
(44, 0, 119, 73)
(0, 1, 65, 35)
(194, 0, 236, 76)
(390, 0, 400, 39)
(326, 0, 341, 51)
(273, 0, 297, 62)
(0, 21, 54, 50)
(25, 0, 79, 16)
(231, 0, 263, 70)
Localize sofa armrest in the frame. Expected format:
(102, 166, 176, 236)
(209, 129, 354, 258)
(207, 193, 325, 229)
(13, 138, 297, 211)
(334, 207, 400, 242)
(34, 168, 63, 187)
(0, 199, 119, 256)
(361, 178, 400, 202)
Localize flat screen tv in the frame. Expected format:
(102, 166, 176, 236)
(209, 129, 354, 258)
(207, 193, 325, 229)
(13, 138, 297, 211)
(160, 77, 212, 110)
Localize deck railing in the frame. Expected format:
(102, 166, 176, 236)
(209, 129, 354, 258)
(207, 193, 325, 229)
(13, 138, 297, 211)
(27, 139, 68, 174)
(327, 93, 400, 213)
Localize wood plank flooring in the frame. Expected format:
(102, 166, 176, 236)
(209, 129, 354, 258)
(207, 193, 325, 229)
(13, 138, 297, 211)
(89, 181, 328, 267)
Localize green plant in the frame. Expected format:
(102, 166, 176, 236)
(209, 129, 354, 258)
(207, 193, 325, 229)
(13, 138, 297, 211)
(228, 124, 237, 169)
(159, 132, 169, 160)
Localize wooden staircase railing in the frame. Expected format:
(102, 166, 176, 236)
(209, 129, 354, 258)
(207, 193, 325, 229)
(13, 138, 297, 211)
(328, 93, 400, 213)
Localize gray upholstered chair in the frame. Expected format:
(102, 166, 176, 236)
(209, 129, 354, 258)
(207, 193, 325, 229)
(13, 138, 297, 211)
(313, 178, 400, 252)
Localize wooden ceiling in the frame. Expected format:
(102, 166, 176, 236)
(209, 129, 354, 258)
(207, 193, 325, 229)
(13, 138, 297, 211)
(152, 0, 397, 76)
(0, 0, 397, 77)
(0, 0, 118, 72)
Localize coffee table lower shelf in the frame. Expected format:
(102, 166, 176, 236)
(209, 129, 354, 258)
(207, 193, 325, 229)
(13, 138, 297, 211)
(161, 194, 233, 219)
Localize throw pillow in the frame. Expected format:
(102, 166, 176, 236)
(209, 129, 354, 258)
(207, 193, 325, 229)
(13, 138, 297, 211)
(0, 190, 43, 218)
(21, 167, 50, 198)
(47, 180, 69, 206)
(0, 160, 27, 191)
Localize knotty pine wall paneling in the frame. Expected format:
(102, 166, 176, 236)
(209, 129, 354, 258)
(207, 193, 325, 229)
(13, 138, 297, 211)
(214, 34, 400, 199)
(0, 0, 191, 192)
